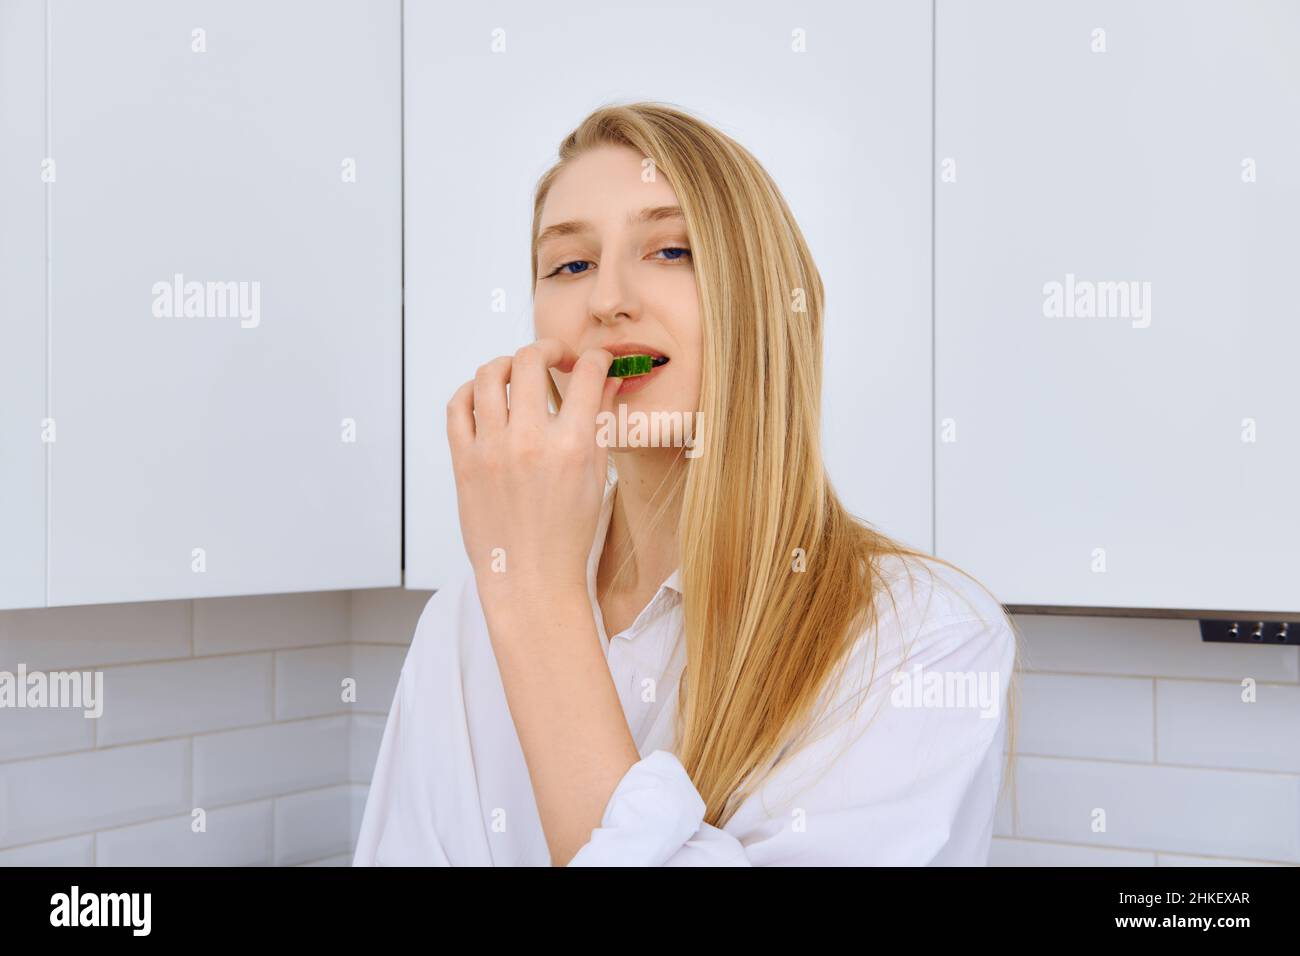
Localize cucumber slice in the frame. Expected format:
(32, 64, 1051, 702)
(607, 354, 654, 378)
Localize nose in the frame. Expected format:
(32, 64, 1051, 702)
(588, 250, 637, 326)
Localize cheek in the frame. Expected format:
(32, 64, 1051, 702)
(684, 360, 703, 404)
(532, 303, 559, 339)
(532, 300, 583, 351)
(667, 286, 703, 351)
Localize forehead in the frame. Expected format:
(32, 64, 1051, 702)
(539, 143, 681, 227)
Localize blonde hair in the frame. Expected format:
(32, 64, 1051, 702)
(530, 101, 1020, 833)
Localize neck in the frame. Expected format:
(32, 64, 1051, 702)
(599, 446, 686, 598)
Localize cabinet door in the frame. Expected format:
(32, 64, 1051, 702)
(45, 0, 401, 605)
(0, 0, 47, 609)
(404, 0, 934, 590)
(935, 0, 1300, 612)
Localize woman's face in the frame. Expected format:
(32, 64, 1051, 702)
(533, 143, 702, 425)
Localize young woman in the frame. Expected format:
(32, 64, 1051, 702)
(354, 102, 1020, 867)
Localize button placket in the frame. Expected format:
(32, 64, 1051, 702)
(627, 599, 685, 745)
(595, 580, 684, 748)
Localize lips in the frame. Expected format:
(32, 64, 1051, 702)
(605, 343, 670, 369)
(611, 359, 668, 394)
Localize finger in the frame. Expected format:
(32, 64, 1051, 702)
(600, 374, 622, 422)
(590, 375, 621, 480)
(472, 355, 513, 434)
(446, 379, 476, 453)
(557, 347, 614, 434)
(510, 338, 578, 430)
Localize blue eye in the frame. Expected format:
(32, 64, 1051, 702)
(543, 247, 691, 279)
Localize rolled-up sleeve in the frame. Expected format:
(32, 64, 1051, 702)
(566, 750, 749, 866)
(569, 613, 1016, 867)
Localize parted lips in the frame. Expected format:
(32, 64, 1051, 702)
(607, 354, 657, 378)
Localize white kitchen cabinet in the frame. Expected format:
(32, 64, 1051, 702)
(935, 0, 1300, 612)
(5, 0, 403, 607)
(403, 0, 935, 590)
(0, 0, 48, 609)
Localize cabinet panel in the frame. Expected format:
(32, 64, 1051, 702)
(46, 0, 401, 604)
(404, 0, 934, 590)
(0, 0, 47, 609)
(936, 0, 1300, 611)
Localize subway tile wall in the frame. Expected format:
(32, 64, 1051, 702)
(991, 614, 1300, 867)
(0, 588, 428, 867)
(2, 594, 1297, 866)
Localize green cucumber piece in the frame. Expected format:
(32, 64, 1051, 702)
(607, 354, 655, 378)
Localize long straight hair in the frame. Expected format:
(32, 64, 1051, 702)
(530, 102, 1020, 830)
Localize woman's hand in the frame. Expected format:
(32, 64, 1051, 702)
(445, 338, 622, 614)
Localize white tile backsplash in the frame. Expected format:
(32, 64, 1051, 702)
(193, 716, 350, 807)
(274, 646, 354, 721)
(0, 739, 190, 849)
(0, 835, 94, 867)
(351, 587, 431, 645)
(350, 714, 387, 785)
(1156, 679, 1300, 774)
(96, 801, 274, 867)
(2, 592, 1297, 866)
(0, 701, 96, 762)
(1156, 852, 1292, 867)
(349, 784, 368, 850)
(1015, 614, 1300, 682)
(349, 644, 406, 714)
(1017, 673, 1154, 762)
(1013, 755, 1300, 863)
(96, 653, 273, 746)
(274, 784, 354, 866)
(0, 600, 191, 671)
(193, 591, 349, 655)
(990, 838, 1156, 866)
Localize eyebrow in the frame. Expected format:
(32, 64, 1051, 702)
(536, 205, 685, 251)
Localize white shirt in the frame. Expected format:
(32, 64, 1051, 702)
(353, 470, 1016, 866)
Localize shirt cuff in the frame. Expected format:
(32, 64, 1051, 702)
(567, 749, 707, 866)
